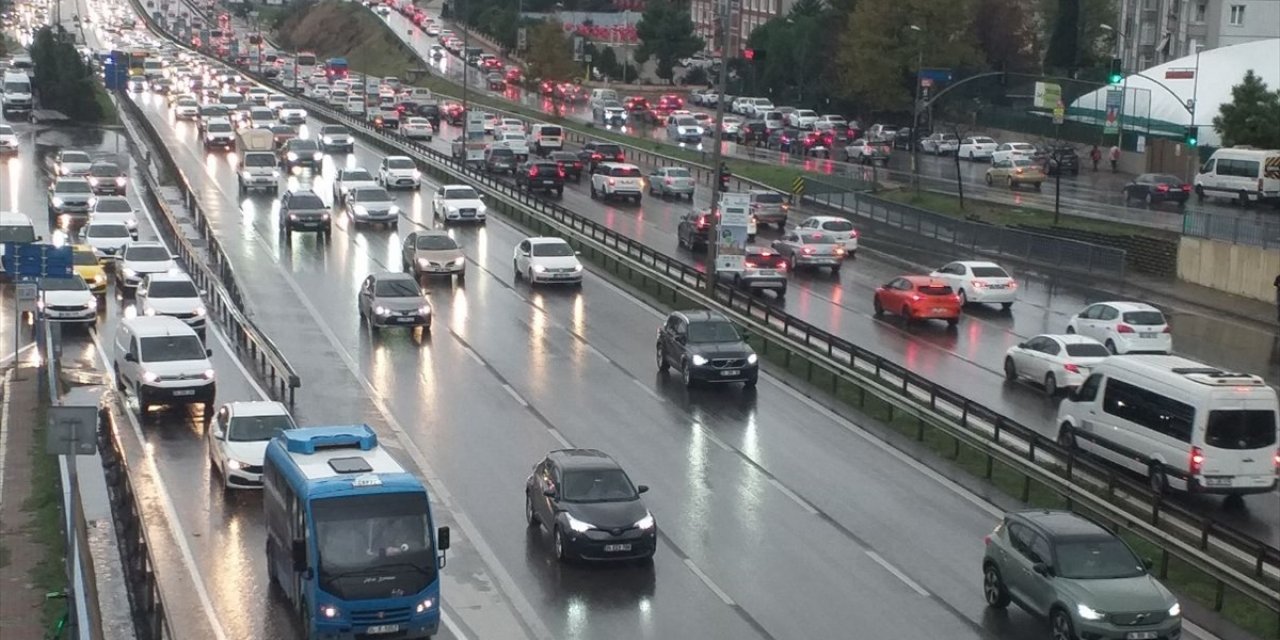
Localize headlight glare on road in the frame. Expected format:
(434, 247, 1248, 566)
(566, 513, 592, 533)
(691, 355, 709, 366)
(747, 354, 758, 365)
(1076, 604, 1104, 621)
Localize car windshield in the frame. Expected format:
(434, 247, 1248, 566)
(287, 194, 324, 209)
(971, 266, 1009, 278)
(1011, 159, 1036, 168)
(1064, 343, 1110, 358)
(754, 193, 784, 204)
(0, 125, 13, 135)
(313, 494, 436, 598)
(39, 277, 85, 291)
(90, 164, 120, 176)
(95, 199, 132, 213)
(343, 170, 373, 182)
(245, 154, 275, 167)
(687, 320, 740, 343)
(227, 413, 295, 441)
(61, 152, 90, 164)
(919, 285, 953, 296)
(208, 123, 231, 132)
(444, 187, 478, 200)
(1205, 410, 1277, 449)
(387, 158, 414, 169)
(321, 126, 347, 135)
(139, 335, 206, 362)
(560, 468, 637, 503)
(0, 225, 36, 242)
(802, 234, 837, 245)
(1122, 311, 1165, 326)
(416, 235, 456, 250)
(73, 250, 97, 266)
(375, 278, 420, 297)
(490, 149, 513, 157)
(291, 140, 317, 151)
(88, 224, 130, 238)
(126, 246, 170, 261)
(56, 181, 92, 194)
(353, 188, 392, 203)
(1054, 537, 1145, 580)
(820, 220, 855, 232)
(531, 242, 573, 257)
(147, 280, 198, 298)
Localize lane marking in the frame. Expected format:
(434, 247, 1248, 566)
(683, 558, 736, 606)
(461, 345, 485, 367)
(0, 371, 11, 508)
(766, 477, 818, 515)
(501, 383, 528, 407)
(544, 427, 571, 448)
(1184, 620, 1222, 640)
(0, 343, 37, 366)
(865, 550, 931, 597)
(700, 429, 732, 453)
(630, 378, 662, 401)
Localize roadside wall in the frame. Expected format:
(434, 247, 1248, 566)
(1177, 236, 1280, 302)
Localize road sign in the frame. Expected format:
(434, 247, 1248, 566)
(920, 78, 933, 88)
(0, 243, 73, 278)
(47, 402, 99, 456)
(1034, 82, 1062, 110)
(1104, 89, 1123, 134)
(715, 193, 751, 272)
(16, 281, 37, 302)
(517, 27, 527, 52)
(1053, 99, 1065, 125)
(573, 36, 584, 62)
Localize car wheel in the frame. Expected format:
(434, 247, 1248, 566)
(1145, 191, 1155, 206)
(1049, 609, 1077, 640)
(1057, 424, 1076, 451)
(1001, 302, 1012, 311)
(985, 173, 992, 186)
(1044, 373, 1058, 396)
(681, 359, 693, 388)
(968, 151, 975, 161)
(1105, 339, 1118, 354)
(1065, 325, 1075, 334)
(114, 365, 126, 391)
(1148, 464, 1169, 495)
(553, 526, 568, 562)
(788, 255, 797, 271)
(957, 289, 968, 306)
(743, 373, 757, 389)
(901, 306, 912, 324)
(656, 346, 669, 372)
(525, 492, 539, 527)
(589, 183, 597, 199)
(982, 564, 1011, 608)
(1006, 176, 1015, 189)
(873, 296, 883, 316)
(528, 268, 536, 284)
(1003, 357, 1017, 381)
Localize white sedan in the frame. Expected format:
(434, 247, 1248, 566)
(958, 136, 998, 161)
(513, 237, 583, 286)
(402, 117, 434, 140)
(991, 142, 1038, 164)
(795, 216, 858, 255)
(207, 401, 297, 490)
(929, 260, 1017, 309)
(1003, 334, 1110, 396)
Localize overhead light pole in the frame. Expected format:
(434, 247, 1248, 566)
(908, 24, 923, 191)
(704, 0, 733, 296)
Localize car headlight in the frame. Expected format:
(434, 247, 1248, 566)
(388, 205, 400, 215)
(116, 177, 126, 186)
(573, 264, 583, 272)
(747, 353, 758, 365)
(52, 197, 64, 206)
(418, 305, 431, 315)
(286, 151, 297, 161)
(92, 274, 105, 283)
(141, 371, 158, 383)
(691, 354, 709, 366)
(635, 513, 655, 530)
(271, 169, 280, 178)
(415, 598, 434, 614)
(1076, 604, 1104, 621)
(88, 177, 100, 185)
(375, 305, 390, 316)
(321, 136, 333, 144)
(312, 152, 323, 160)
(354, 205, 368, 217)
(532, 265, 546, 273)
(1168, 602, 1181, 617)
(452, 257, 465, 266)
(122, 267, 137, 278)
(319, 604, 339, 619)
(565, 513, 593, 533)
(226, 459, 243, 470)
(143, 307, 157, 316)
(203, 369, 215, 380)
(412, 169, 421, 179)
(194, 306, 206, 317)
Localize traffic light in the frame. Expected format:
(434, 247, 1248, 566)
(1185, 125, 1198, 147)
(1107, 58, 1123, 85)
(743, 48, 754, 61)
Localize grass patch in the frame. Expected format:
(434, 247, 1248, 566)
(878, 188, 1179, 241)
(22, 401, 67, 633)
(93, 84, 119, 125)
(274, 1, 418, 80)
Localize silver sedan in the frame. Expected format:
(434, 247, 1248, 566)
(647, 166, 695, 200)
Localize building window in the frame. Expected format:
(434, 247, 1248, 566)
(1229, 4, 1245, 25)
(1193, 1, 1206, 22)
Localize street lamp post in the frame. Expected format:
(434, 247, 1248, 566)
(704, 0, 734, 296)
(908, 25, 923, 191)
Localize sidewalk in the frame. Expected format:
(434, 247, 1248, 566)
(1100, 272, 1280, 332)
(0, 366, 56, 640)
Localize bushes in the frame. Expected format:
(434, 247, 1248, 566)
(29, 26, 104, 122)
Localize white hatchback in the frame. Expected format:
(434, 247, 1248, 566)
(513, 237, 583, 286)
(795, 216, 859, 255)
(929, 260, 1017, 308)
(1066, 301, 1172, 355)
(1003, 334, 1110, 395)
(208, 401, 297, 490)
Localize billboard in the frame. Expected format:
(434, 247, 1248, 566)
(715, 193, 750, 272)
(1034, 82, 1062, 110)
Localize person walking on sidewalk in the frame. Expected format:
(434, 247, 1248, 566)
(1090, 145, 1102, 171)
(1109, 145, 1121, 172)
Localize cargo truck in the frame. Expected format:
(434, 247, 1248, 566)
(237, 128, 279, 194)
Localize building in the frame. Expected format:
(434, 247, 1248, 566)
(691, 0, 793, 54)
(1116, 0, 1280, 72)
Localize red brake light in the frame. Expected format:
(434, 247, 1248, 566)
(607, 178, 616, 186)
(1274, 449, 1279, 472)
(1116, 324, 1135, 334)
(1156, 183, 1170, 192)
(1064, 363, 1080, 373)
(528, 168, 539, 178)
(573, 161, 582, 168)
(1190, 446, 1204, 475)
(1162, 326, 1172, 333)
(983, 535, 992, 546)
(1181, 184, 1192, 192)
(971, 280, 987, 288)
(557, 168, 565, 178)
(591, 153, 602, 160)
(744, 261, 757, 268)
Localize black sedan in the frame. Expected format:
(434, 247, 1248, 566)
(656, 309, 759, 387)
(1124, 173, 1191, 206)
(279, 138, 323, 170)
(525, 449, 656, 563)
(86, 161, 127, 196)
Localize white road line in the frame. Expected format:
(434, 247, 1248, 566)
(630, 378, 662, 401)
(0, 343, 37, 366)
(545, 427, 572, 448)
(0, 371, 11, 508)
(501, 383, 529, 407)
(683, 558, 736, 606)
(583, 343, 609, 362)
(767, 477, 818, 515)
(89, 332, 231, 640)
(1183, 619, 1222, 640)
(865, 550, 931, 597)
(461, 345, 485, 367)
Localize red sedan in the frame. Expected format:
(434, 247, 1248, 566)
(873, 276, 962, 327)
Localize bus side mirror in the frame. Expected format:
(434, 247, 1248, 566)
(437, 526, 450, 550)
(291, 539, 307, 572)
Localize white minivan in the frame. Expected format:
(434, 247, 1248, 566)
(1193, 146, 1280, 206)
(1057, 355, 1278, 507)
(113, 316, 216, 414)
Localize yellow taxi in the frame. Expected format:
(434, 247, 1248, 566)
(985, 157, 1046, 191)
(72, 244, 108, 296)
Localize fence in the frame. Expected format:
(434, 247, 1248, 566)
(1183, 209, 1280, 249)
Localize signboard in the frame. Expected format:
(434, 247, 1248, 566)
(1053, 99, 1065, 125)
(1165, 68, 1195, 80)
(1104, 89, 1123, 134)
(715, 194, 750, 272)
(1136, 135, 1146, 154)
(1034, 82, 1062, 110)
(517, 27, 527, 52)
(47, 403, 99, 456)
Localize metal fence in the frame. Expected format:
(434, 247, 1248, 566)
(1183, 209, 1280, 249)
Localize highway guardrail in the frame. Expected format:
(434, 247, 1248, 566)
(131, 12, 1280, 630)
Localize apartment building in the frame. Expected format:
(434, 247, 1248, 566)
(1117, 0, 1280, 71)
(690, 0, 793, 53)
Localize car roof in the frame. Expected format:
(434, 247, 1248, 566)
(222, 400, 290, 418)
(372, 271, 416, 283)
(55, 177, 91, 184)
(0, 211, 34, 225)
(954, 260, 1003, 269)
(122, 315, 197, 336)
(142, 272, 194, 284)
(1036, 333, 1104, 346)
(902, 275, 948, 287)
(1093, 301, 1161, 312)
(547, 448, 621, 471)
(598, 162, 638, 169)
(672, 309, 729, 324)
(1011, 509, 1111, 540)
(527, 236, 569, 245)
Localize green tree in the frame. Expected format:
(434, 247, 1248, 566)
(1038, 0, 1111, 73)
(29, 26, 103, 122)
(1043, 0, 1079, 72)
(595, 46, 620, 79)
(634, 0, 703, 83)
(1212, 70, 1280, 149)
(524, 20, 578, 82)
(972, 0, 1039, 74)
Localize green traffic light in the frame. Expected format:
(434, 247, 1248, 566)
(1108, 73, 1123, 85)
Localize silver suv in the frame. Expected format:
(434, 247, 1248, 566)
(982, 510, 1181, 640)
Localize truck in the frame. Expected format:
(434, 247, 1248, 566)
(451, 110, 488, 168)
(236, 128, 279, 194)
(325, 57, 349, 79)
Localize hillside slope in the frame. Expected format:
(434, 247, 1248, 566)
(275, 1, 417, 79)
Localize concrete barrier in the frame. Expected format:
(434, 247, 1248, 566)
(1178, 236, 1280, 302)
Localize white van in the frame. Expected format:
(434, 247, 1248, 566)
(1057, 355, 1278, 506)
(2, 71, 33, 117)
(589, 88, 618, 110)
(113, 316, 216, 414)
(1193, 146, 1280, 206)
(529, 124, 563, 155)
(0, 211, 40, 280)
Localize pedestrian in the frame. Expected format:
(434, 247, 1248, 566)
(1274, 273, 1280, 323)
(1090, 145, 1102, 171)
(1109, 145, 1120, 173)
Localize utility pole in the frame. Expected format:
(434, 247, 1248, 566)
(460, 0, 468, 141)
(705, 0, 732, 296)
(908, 25, 923, 191)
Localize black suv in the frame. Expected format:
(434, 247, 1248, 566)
(1043, 144, 1080, 176)
(280, 138, 322, 170)
(676, 210, 713, 251)
(278, 190, 331, 236)
(656, 310, 758, 388)
(516, 160, 565, 196)
(578, 142, 625, 173)
(524, 449, 656, 563)
(483, 147, 518, 175)
(549, 151, 583, 183)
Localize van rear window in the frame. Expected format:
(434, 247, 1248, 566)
(539, 126, 562, 137)
(1122, 311, 1165, 325)
(753, 193, 784, 204)
(1205, 410, 1277, 450)
(1065, 343, 1110, 358)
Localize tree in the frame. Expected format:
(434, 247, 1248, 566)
(1212, 70, 1280, 149)
(29, 27, 103, 122)
(1043, 0, 1079, 72)
(972, 0, 1038, 74)
(1039, 0, 1112, 74)
(634, 0, 703, 83)
(524, 21, 578, 82)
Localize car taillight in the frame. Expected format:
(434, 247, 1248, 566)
(528, 168, 539, 178)
(851, 230, 859, 237)
(1064, 363, 1080, 373)
(1274, 449, 1280, 473)
(557, 168, 565, 178)
(1181, 184, 1192, 192)
(1189, 446, 1204, 475)
(591, 153, 602, 160)
(745, 261, 757, 268)
(1156, 183, 1169, 192)
(697, 218, 708, 228)
(983, 535, 992, 546)
(1015, 168, 1024, 174)
(776, 261, 786, 271)
(1116, 324, 1135, 334)
(971, 280, 987, 288)
(573, 161, 583, 169)
(1162, 326, 1172, 333)
(615, 153, 625, 161)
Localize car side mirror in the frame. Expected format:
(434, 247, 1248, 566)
(34, 235, 43, 241)
(124, 353, 138, 363)
(212, 427, 224, 440)
(437, 526, 451, 550)
(478, 194, 485, 200)
(206, 349, 213, 357)
(542, 487, 556, 498)
(575, 251, 582, 256)
(1017, 342, 1027, 349)
(1032, 562, 1051, 577)
(291, 539, 308, 572)
(674, 335, 687, 345)
(1142, 557, 1153, 570)
(637, 484, 649, 494)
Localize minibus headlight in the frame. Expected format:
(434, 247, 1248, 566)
(320, 604, 339, 619)
(415, 598, 434, 614)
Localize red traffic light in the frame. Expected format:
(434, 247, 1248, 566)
(743, 48, 754, 61)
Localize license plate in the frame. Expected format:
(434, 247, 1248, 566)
(1126, 633, 1158, 640)
(720, 369, 740, 377)
(553, 273, 573, 279)
(540, 180, 554, 185)
(933, 308, 949, 314)
(988, 284, 1006, 289)
(396, 316, 417, 323)
(366, 624, 401, 634)
(1140, 332, 1157, 339)
(1205, 477, 1232, 487)
(603, 544, 631, 552)
(172, 389, 195, 397)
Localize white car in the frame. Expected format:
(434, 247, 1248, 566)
(135, 272, 206, 337)
(787, 109, 819, 129)
(246, 88, 270, 105)
(278, 102, 307, 124)
(817, 114, 849, 130)
(920, 133, 960, 155)
(432, 184, 487, 223)
(332, 167, 378, 203)
(402, 117, 434, 140)
(513, 237, 583, 286)
(172, 98, 200, 119)
(589, 162, 644, 203)
(929, 260, 1017, 308)
(89, 197, 139, 239)
(1066, 301, 1172, 355)
(1003, 334, 1110, 396)
(720, 115, 744, 138)
(499, 118, 525, 134)
(37, 275, 97, 325)
(207, 401, 297, 490)
(666, 116, 704, 145)
(82, 221, 133, 262)
(958, 136, 998, 161)
(378, 155, 421, 190)
(266, 94, 289, 112)
(328, 90, 350, 108)
(55, 150, 94, 176)
(344, 95, 365, 114)
(991, 142, 1038, 164)
(202, 121, 236, 149)
(493, 130, 530, 157)
(117, 241, 178, 291)
(795, 216, 859, 255)
(0, 124, 18, 154)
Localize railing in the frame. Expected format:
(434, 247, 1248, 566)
(133, 14, 1280, 626)
(1183, 209, 1280, 249)
(112, 94, 301, 404)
